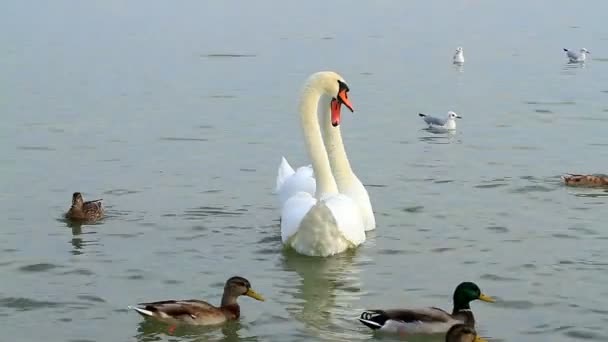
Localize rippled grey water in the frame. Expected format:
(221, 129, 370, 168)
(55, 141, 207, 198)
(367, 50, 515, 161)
(2, 1, 608, 341)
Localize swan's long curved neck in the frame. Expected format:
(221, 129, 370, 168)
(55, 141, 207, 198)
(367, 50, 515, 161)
(320, 99, 355, 187)
(299, 86, 338, 197)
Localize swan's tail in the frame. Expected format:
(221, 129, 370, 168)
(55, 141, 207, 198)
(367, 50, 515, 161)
(275, 157, 295, 193)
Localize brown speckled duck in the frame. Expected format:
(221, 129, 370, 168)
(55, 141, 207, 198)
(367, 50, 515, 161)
(562, 174, 608, 187)
(129, 276, 264, 326)
(65, 192, 104, 222)
(446, 324, 487, 342)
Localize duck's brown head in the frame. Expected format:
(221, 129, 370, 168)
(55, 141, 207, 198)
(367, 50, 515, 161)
(71, 192, 84, 208)
(224, 276, 265, 302)
(446, 324, 486, 342)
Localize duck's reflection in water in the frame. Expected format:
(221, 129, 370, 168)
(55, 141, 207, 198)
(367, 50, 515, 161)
(134, 318, 259, 342)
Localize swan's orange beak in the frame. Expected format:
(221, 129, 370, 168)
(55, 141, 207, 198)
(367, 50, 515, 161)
(338, 89, 354, 113)
(330, 89, 354, 127)
(330, 98, 341, 127)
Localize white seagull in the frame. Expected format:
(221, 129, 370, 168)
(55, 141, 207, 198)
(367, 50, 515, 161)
(453, 47, 464, 64)
(419, 111, 462, 131)
(563, 48, 590, 63)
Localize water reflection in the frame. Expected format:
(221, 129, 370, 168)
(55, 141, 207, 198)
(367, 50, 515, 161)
(418, 129, 461, 144)
(61, 219, 100, 255)
(561, 61, 586, 74)
(452, 63, 465, 73)
(279, 250, 361, 340)
(134, 318, 258, 342)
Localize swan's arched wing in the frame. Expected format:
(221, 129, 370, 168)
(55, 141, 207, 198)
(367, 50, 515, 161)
(276, 157, 295, 192)
(280, 192, 316, 243)
(340, 176, 376, 231)
(322, 194, 366, 246)
(277, 164, 316, 207)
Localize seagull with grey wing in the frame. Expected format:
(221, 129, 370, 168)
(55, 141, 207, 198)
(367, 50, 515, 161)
(563, 48, 590, 63)
(453, 47, 464, 64)
(419, 111, 462, 130)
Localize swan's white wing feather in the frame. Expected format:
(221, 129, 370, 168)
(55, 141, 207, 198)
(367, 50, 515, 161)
(276, 164, 316, 207)
(280, 192, 316, 243)
(295, 164, 313, 176)
(322, 194, 366, 246)
(276, 157, 295, 192)
(340, 175, 376, 231)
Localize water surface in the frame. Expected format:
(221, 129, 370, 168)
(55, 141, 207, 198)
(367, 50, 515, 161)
(2, 1, 608, 341)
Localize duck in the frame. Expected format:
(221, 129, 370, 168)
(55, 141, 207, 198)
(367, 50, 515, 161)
(279, 71, 366, 257)
(453, 47, 465, 64)
(446, 323, 487, 342)
(562, 173, 608, 187)
(65, 192, 104, 222)
(358, 282, 494, 335)
(128, 276, 264, 326)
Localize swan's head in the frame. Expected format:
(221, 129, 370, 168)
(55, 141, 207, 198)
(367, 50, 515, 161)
(447, 111, 462, 120)
(307, 71, 354, 127)
(580, 48, 590, 54)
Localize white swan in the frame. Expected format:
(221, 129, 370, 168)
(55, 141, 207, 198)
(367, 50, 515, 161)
(275, 158, 315, 208)
(276, 84, 376, 231)
(320, 96, 376, 231)
(280, 71, 366, 257)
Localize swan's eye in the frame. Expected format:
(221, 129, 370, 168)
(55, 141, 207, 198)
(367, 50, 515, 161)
(337, 80, 349, 92)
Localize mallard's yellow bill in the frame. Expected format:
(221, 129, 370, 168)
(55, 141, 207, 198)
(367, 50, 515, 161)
(474, 337, 488, 342)
(479, 293, 495, 303)
(245, 288, 265, 301)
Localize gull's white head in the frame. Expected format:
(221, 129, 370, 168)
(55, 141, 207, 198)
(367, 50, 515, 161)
(304, 71, 354, 127)
(447, 111, 462, 120)
(456, 47, 464, 53)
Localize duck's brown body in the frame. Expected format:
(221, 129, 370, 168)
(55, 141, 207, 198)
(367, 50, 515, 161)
(562, 174, 608, 187)
(66, 192, 104, 222)
(133, 299, 240, 325)
(129, 276, 264, 326)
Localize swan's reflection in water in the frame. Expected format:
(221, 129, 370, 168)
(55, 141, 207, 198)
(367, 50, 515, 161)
(278, 249, 365, 341)
(134, 318, 259, 342)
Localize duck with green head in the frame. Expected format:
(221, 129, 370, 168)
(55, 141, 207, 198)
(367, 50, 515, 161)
(359, 282, 494, 335)
(65, 192, 104, 222)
